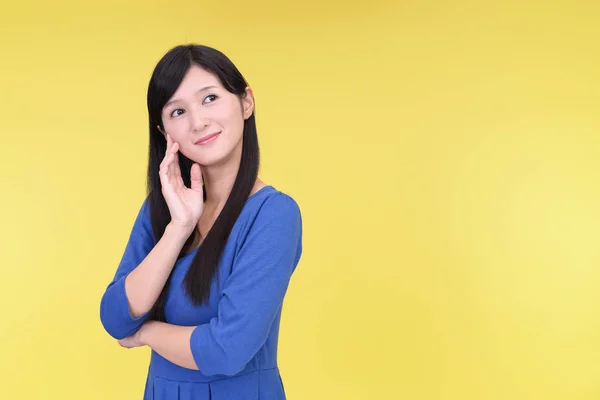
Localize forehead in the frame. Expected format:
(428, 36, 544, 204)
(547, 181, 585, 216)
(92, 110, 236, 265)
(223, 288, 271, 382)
(180, 65, 221, 88)
(165, 66, 223, 106)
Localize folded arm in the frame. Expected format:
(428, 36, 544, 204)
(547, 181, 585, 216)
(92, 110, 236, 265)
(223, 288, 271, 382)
(139, 194, 303, 375)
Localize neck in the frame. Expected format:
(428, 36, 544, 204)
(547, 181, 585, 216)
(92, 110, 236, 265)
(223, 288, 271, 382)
(202, 168, 238, 217)
(201, 139, 244, 215)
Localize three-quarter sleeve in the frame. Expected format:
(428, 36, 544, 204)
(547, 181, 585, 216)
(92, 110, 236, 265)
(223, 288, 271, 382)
(190, 193, 303, 376)
(100, 197, 155, 340)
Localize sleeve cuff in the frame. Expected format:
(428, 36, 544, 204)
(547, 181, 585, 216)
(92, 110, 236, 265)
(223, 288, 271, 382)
(100, 274, 149, 339)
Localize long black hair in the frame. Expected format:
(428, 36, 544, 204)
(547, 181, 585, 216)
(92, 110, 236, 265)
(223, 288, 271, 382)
(145, 44, 260, 321)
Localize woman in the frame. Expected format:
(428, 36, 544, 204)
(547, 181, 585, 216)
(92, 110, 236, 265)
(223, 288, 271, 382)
(100, 44, 303, 399)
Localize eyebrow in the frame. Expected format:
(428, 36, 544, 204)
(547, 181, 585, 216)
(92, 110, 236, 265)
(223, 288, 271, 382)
(164, 86, 218, 109)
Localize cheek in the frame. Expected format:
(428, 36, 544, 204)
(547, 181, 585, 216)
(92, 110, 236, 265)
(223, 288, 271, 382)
(211, 107, 234, 123)
(217, 99, 245, 122)
(164, 118, 186, 137)
(220, 106, 245, 131)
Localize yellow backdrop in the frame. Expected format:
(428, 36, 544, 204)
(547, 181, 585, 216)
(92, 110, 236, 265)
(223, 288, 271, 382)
(1, 0, 599, 399)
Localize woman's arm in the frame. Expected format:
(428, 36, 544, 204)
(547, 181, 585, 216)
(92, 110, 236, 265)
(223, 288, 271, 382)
(100, 199, 190, 339)
(124, 222, 189, 317)
(130, 194, 303, 375)
(101, 134, 204, 340)
(137, 321, 198, 370)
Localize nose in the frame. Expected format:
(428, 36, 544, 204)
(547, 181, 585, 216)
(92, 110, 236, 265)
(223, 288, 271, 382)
(189, 105, 209, 132)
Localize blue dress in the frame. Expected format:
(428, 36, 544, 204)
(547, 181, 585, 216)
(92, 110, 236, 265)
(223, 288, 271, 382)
(100, 185, 303, 399)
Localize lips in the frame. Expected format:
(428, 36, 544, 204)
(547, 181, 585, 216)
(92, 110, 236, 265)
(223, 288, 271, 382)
(195, 132, 221, 145)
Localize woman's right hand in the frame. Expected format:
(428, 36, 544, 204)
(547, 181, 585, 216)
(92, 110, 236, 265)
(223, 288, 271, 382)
(159, 133, 204, 234)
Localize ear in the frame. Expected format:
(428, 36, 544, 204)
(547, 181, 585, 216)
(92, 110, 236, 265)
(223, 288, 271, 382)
(157, 125, 166, 138)
(241, 87, 255, 120)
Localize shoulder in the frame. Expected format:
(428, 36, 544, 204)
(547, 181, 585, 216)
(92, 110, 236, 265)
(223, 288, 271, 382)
(249, 186, 302, 224)
(235, 186, 303, 243)
(236, 187, 303, 260)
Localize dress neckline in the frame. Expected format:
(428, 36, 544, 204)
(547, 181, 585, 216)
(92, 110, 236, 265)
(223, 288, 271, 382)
(181, 185, 275, 257)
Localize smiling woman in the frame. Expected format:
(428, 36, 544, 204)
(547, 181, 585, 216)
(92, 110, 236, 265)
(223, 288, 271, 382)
(158, 66, 253, 167)
(99, 44, 303, 400)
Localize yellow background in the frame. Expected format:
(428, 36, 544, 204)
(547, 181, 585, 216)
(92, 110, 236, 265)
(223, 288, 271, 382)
(1, 0, 599, 398)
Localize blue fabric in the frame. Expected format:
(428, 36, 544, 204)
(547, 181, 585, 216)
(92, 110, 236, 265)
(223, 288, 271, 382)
(100, 186, 302, 399)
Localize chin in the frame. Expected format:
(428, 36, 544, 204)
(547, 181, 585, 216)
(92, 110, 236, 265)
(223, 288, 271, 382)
(194, 148, 235, 168)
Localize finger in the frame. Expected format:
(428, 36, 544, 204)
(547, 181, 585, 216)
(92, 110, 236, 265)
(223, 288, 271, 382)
(160, 152, 174, 182)
(173, 159, 185, 192)
(167, 144, 179, 182)
(190, 163, 203, 192)
(173, 150, 182, 180)
(160, 135, 172, 170)
(160, 149, 173, 171)
(163, 139, 176, 168)
(165, 133, 172, 157)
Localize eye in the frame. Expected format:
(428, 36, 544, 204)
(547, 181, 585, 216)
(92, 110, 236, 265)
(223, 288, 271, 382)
(170, 109, 184, 118)
(204, 94, 218, 104)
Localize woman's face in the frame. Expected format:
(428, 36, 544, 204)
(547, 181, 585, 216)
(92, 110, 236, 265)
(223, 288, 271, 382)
(160, 65, 254, 166)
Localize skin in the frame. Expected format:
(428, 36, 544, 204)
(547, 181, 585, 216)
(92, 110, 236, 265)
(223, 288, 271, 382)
(117, 65, 266, 370)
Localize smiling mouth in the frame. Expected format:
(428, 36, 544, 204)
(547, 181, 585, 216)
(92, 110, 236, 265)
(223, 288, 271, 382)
(195, 132, 221, 145)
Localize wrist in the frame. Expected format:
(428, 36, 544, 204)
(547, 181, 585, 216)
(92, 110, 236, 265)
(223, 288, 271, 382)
(165, 222, 195, 243)
(139, 321, 157, 346)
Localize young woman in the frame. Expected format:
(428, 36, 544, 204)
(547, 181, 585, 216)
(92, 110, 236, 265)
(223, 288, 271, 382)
(100, 44, 303, 399)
